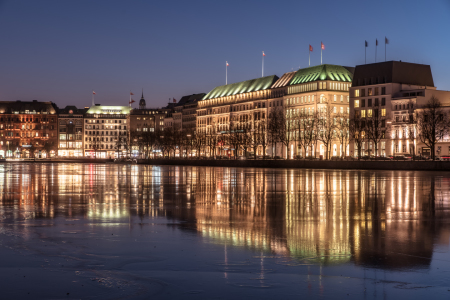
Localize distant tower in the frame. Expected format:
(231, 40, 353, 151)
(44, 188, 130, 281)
(139, 89, 146, 109)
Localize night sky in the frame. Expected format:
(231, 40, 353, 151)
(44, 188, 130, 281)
(1, 0, 449, 108)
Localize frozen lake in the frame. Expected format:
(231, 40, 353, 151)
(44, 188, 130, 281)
(1, 163, 450, 299)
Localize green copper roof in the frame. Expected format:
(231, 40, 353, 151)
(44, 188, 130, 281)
(86, 105, 132, 115)
(203, 75, 279, 100)
(289, 64, 354, 85)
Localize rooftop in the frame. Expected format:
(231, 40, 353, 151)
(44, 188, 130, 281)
(352, 61, 434, 87)
(289, 64, 354, 85)
(0, 100, 58, 114)
(86, 105, 132, 115)
(203, 75, 279, 100)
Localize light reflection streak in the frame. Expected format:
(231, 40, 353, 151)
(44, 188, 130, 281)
(0, 164, 449, 272)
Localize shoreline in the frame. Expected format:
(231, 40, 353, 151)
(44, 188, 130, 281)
(2, 158, 450, 171)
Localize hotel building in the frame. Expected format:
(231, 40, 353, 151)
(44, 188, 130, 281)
(83, 105, 132, 158)
(197, 64, 354, 158)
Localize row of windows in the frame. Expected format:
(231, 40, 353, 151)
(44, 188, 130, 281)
(394, 103, 413, 110)
(59, 142, 83, 148)
(85, 125, 126, 130)
(0, 117, 55, 122)
(354, 87, 386, 97)
(85, 119, 126, 124)
(357, 109, 387, 118)
(1, 132, 53, 137)
(135, 128, 155, 132)
(354, 98, 386, 108)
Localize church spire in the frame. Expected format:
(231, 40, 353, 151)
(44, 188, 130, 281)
(139, 88, 146, 109)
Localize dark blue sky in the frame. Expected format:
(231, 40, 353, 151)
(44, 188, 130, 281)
(1, 0, 449, 108)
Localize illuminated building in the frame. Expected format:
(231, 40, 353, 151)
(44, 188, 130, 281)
(350, 61, 450, 157)
(83, 104, 132, 158)
(128, 91, 168, 158)
(197, 64, 353, 158)
(57, 106, 87, 157)
(0, 100, 58, 158)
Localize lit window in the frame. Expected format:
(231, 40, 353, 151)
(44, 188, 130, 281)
(381, 109, 386, 117)
(355, 89, 360, 97)
(361, 110, 366, 118)
(367, 109, 372, 118)
(354, 100, 359, 108)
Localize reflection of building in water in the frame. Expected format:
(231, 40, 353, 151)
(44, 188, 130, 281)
(172, 168, 450, 269)
(1, 164, 450, 270)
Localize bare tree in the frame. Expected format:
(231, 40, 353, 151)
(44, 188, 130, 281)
(349, 110, 366, 159)
(254, 120, 268, 159)
(365, 107, 388, 157)
(141, 130, 157, 159)
(416, 96, 449, 160)
(316, 102, 338, 160)
(268, 107, 283, 158)
(303, 110, 319, 158)
(228, 120, 242, 159)
(335, 112, 350, 158)
(279, 106, 296, 159)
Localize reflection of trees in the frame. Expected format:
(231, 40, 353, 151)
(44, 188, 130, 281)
(1, 164, 450, 271)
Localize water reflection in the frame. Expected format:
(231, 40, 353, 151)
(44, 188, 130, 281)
(0, 163, 449, 271)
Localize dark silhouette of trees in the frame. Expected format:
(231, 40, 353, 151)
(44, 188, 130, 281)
(416, 96, 449, 160)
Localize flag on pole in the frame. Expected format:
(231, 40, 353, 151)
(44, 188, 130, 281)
(385, 37, 389, 44)
(226, 62, 229, 66)
(309, 45, 313, 52)
(262, 51, 266, 57)
(376, 39, 378, 46)
(321, 42, 325, 50)
(365, 40, 368, 47)
(129, 99, 135, 104)
(173, 98, 177, 103)
(92, 91, 96, 95)
(130, 92, 134, 96)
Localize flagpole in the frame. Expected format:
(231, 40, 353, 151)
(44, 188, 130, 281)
(129, 91, 131, 107)
(226, 61, 228, 85)
(385, 37, 387, 61)
(92, 91, 94, 106)
(375, 39, 377, 63)
(262, 51, 264, 77)
(309, 49, 310, 67)
(321, 43, 322, 65)
(365, 42, 366, 64)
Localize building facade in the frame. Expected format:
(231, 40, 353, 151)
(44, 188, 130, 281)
(0, 100, 58, 158)
(83, 105, 132, 158)
(57, 106, 86, 157)
(196, 64, 353, 159)
(128, 93, 168, 158)
(349, 61, 450, 158)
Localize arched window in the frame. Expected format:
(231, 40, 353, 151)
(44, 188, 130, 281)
(319, 94, 325, 103)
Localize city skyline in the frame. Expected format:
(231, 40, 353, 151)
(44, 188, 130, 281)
(1, 0, 450, 108)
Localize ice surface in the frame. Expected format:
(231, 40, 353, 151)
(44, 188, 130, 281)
(0, 163, 450, 299)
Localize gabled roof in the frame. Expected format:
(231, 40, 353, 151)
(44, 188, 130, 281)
(352, 61, 434, 87)
(289, 64, 354, 85)
(271, 71, 296, 88)
(203, 75, 279, 100)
